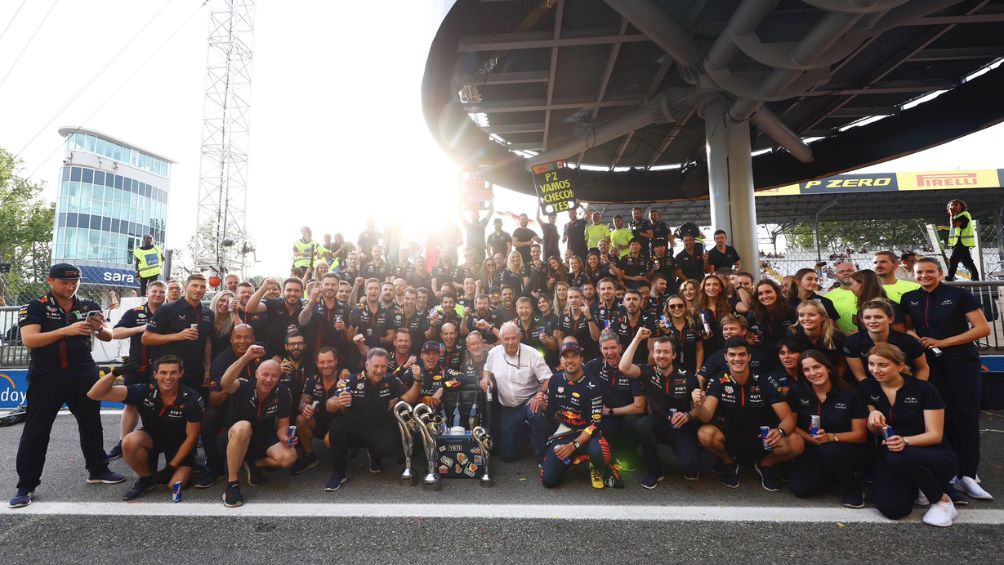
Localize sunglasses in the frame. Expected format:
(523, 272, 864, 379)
(668, 304, 686, 310)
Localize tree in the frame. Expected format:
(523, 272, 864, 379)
(786, 219, 928, 252)
(0, 148, 56, 304)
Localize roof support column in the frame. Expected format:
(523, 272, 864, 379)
(704, 98, 759, 272)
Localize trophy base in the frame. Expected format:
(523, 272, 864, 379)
(479, 475, 494, 487)
(422, 474, 441, 491)
(399, 470, 416, 485)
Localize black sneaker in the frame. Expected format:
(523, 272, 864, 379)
(243, 462, 267, 486)
(711, 460, 728, 474)
(86, 469, 126, 484)
(947, 487, 970, 506)
(325, 473, 347, 492)
(722, 462, 740, 489)
(123, 477, 156, 501)
(106, 442, 123, 461)
(194, 470, 224, 489)
(755, 462, 782, 492)
(8, 489, 33, 508)
(223, 482, 244, 508)
(842, 491, 865, 509)
(683, 471, 700, 481)
(368, 451, 384, 473)
(291, 453, 318, 475)
(640, 473, 664, 490)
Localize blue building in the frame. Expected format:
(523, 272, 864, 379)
(53, 127, 172, 288)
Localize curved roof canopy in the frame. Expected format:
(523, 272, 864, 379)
(423, 0, 1004, 203)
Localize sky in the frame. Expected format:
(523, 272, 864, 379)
(0, 0, 1001, 276)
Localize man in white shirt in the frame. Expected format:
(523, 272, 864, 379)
(481, 322, 552, 462)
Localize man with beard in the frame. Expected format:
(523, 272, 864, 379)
(299, 273, 352, 359)
(607, 289, 658, 364)
(361, 246, 390, 283)
(234, 281, 269, 339)
(462, 294, 500, 345)
(390, 288, 429, 354)
(245, 277, 304, 361)
(589, 277, 623, 341)
(562, 208, 588, 261)
(292, 347, 349, 474)
(512, 213, 541, 266)
(349, 278, 394, 350)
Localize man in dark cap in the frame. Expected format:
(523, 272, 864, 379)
(9, 263, 125, 508)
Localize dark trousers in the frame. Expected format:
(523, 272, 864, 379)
(599, 413, 641, 459)
(138, 274, 160, 295)
(873, 446, 958, 520)
(16, 368, 108, 491)
(328, 416, 400, 476)
(930, 352, 982, 477)
(540, 433, 611, 488)
(500, 401, 547, 463)
(201, 405, 228, 475)
(947, 244, 978, 280)
(789, 442, 867, 499)
(636, 415, 700, 476)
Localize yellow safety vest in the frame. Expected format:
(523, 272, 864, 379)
(133, 245, 162, 278)
(293, 239, 320, 268)
(948, 211, 975, 247)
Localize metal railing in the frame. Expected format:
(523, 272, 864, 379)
(0, 306, 28, 367)
(944, 280, 1003, 353)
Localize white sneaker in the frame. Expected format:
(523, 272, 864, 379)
(922, 500, 957, 527)
(914, 491, 930, 506)
(958, 476, 993, 501)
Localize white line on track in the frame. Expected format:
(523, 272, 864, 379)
(3, 502, 1003, 524)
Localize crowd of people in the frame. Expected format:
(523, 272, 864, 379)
(8, 201, 993, 528)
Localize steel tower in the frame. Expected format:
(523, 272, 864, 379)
(193, 0, 255, 277)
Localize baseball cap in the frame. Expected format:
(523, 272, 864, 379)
(421, 340, 441, 353)
(48, 263, 81, 280)
(559, 342, 582, 356)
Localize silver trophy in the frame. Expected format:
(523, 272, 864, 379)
(471, 425, 493, 487)
(412, 403, 441, 491)
(393, 401, 416, 485)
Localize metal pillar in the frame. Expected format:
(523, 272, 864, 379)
(704, 98, 758, 274)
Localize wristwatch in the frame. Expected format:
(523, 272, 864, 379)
(572, 440, 581, 449)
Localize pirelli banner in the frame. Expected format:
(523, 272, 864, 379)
(758, 169, 1004, 197)
(531, 160, 578, 213)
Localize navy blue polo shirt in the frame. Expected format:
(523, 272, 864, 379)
(616, 254, 652, 289)
(706, 370, 782, 433)
(860, 376, 945, 442)
(584, 358, 642, 409)
(787, 381, 866, 434)
(303, 299, 351, 354)
(146, 298, 214, 388)
(785, 325, 846, 369)
(115, 303, 156, 375)
(344, 371, 409, 428)
(843, 330, 925, 379)
(902, 283, 981, 356)
(225, 379, 291, 433)
(349, 303, 391, 348)
(261, 298, 303, 357)
(18, 292, 102, 375)
(653, 318, 701, 372)
(557, 311, 595, 359)
(302, 372, 342, 419)
(589, 301, 624, 330)
(640, 364, 698, 419)
(707, 245, 741, 271)
(606, 312, 657, 364)
(674, 249, 705, 281)
(235, 308, 269, 341)
(124, 382, 204, 447)
(392, 309, 431, 353)
(699, 345, 779, 379)
(208, 348, 259, 393)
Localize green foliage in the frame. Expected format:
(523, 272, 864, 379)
(786, 219, 928, 252)
(0, 148, 56, 304)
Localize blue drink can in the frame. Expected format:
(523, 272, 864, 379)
(287, 425, 297, 446)
(882, 426, 894, 440)
(668, 408, 678, 427)
(809, 415, 821, 436)
(172, 481, 182, 503)
(760, 425, 772, 451)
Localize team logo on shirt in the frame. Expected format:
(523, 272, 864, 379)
(799, 398, 810, 405)
(557, 387, 564, 393)
(571, 392, 580, 398)
(356, 383, 365, 390)
(835, 402, 847, 410)
(940, 299, 953, 306)
(904, 396, 919, 404)
(870, 395, 881, 402)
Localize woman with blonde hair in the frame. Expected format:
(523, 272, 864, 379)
(209, 290, 237, 359)
(501, 250, 527, 295)
(787, 300, 847, 380)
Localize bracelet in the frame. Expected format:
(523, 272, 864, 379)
(776, 427, 787, 437)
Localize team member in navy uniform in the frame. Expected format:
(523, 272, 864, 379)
(616, 239, 654, 289)
(556, 287, 596, 360)
(88, 355, 204, 500)
(292, 347, 348, 474)
(788, 351, 869, 508)
(620, 328, 701, 487)
(654, 295, 703, 373)
(844, 299, 928, 382)
(706, 230, 741, 271)
(324, 348, 420, 491)
(536, 342, 624, 489)
(864, 343, 960, 526)
(244, 276, 305, 360)
(698, 315, 776, 385)
(392, 287, 431, 352)
(461, 294, 500, 346)
(107, 280, 167, 460)
(902, 257, 992, 501)
(218, 354, 298, 507)
(606, 289, 657, 364)
(586, 330, 644, 477)
(298, 273, 351, 360)
(143, 273, 214, 394)
(9, 263, 125, 508)
(349, 278, 394, 351)
(235, 281, 269, 338)
(692, 337, 804, 491)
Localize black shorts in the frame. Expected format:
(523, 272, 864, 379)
(123, 370, 150, 386)
(311, 416, 332, 440)
(146, 436, 196, 468)
(217, 427, 282, 461)
(713, 421, 769, 465)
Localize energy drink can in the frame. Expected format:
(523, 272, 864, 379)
(668, 408, 678, 427)
(701, 311, 713, 336)
(929, 346, 943, 357)
(882, 426, 895, 440)
(172, 481, 182, 503)
(287, 425, 297, 446)
(760, 425, 773, 451)
(809, 415, 821, 436)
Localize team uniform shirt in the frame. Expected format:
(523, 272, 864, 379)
(640, 364, 699, 419)
(567, 271, 589, 289)
(391, 262, 413, 282)
(235, 308, 269, 342)
(463, 309, 500, 345)
(260, 298, 303, 358)
(698, 346, 779, 380)
(644, 295, 666, 319)
(765, 370, 800, 400)
(428, 305, 462, 335)
(902, 283, 981, 358)
(843, 330, 925, 379)
(391, 309, 430, 354)
(617, 254, 652, 289)
(883, 279, 921, 305)
(852, 301, 906, 333)
(499, 269, 524, 295)
(584, 264, 612, 286)
(302, 372, 343, 420)
(453, 264, 480, 286)
(787, 381, 866, 436)
(745, 311, 796, 351)
(653, 318, 702, 372)
(224, 379, 291, 435)
(208, 348, 260, 396)
(484, 343, 552, 408)
(650, 253, 679, 293)
(408, 270, 433, 291)
(629, 218, 654, 253)
(541, 223, 560, 260)
(788, 291, 840, 321)
(606, 313, 658, 364)
(589, 301, 625, 330)
(545, 370, 603, 433)
(145, 298, 214, 388)
(407, 362, 450, 404)
(707, 245, 741, 271)
(563, 219, 588, 258)
(584, 359, 642, 410)
(279, 357, 313, 416)
(441, 343, 465, 372)
(650, 221, 671, 248)
(486, 231, 512, 258)
(361, 260, 390, 282)
(706, 370, 782, 433)
(334, 266, 361, 284)
(124, 382, 204, 448)
(557, 311, 597, 359)
(115, 303, 156, 378)
(463, 217, 489, 255)
(860, 376, 946, 443)
(303, 299, 352, 355)
(674, 249, 705, 281)
(350, 303, 392, 348)
(512, 227, 538, 265)
(344, 372, 409, 428)
(786, 325, 846, 370)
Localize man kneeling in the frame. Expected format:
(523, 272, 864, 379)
(88, 355, 204, 501)
(218, 349, 298, 507)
